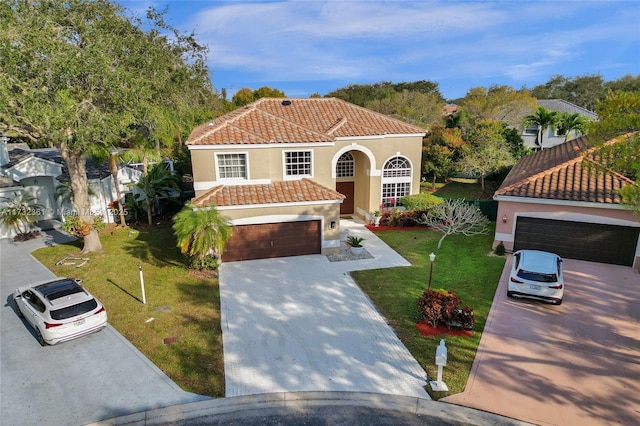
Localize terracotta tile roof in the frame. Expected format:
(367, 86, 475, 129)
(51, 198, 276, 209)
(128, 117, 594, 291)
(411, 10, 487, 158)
(495, 136, 634, 204)
(186, 98, 426, 146)
(192, 178, 346, 207)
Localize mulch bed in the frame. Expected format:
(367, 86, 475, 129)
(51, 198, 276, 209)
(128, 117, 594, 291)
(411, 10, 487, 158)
(365, 224, 428, 232)
(415, 320, 474, 337)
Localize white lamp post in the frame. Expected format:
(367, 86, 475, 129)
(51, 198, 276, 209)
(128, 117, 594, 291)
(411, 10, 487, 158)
(428, 252, 436, 291)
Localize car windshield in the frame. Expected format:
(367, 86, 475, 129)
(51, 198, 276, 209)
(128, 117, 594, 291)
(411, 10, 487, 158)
(50, 299, 98, 320)
(517, 270, 557, 283)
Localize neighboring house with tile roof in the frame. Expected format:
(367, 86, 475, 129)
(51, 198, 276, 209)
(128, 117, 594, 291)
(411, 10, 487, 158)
(494, 136, 640, 270)
(186, 97, 426, 261)
(521, 99, 598, 150)
(0, 141, 144, 238)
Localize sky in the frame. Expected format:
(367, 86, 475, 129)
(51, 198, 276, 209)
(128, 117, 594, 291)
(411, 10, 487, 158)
(119, 0, 640, 101)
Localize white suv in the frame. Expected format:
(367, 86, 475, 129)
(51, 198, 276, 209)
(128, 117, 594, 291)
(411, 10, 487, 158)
(508, 250, 564, 305)
(13, 278, 108, 345)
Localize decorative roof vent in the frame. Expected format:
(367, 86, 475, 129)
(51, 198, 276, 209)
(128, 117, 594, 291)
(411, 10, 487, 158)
(281, 100, 292, 106)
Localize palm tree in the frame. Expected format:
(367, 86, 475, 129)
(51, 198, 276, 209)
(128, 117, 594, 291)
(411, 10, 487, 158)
(172, 202, 233, 269)
(0, 192, 44, 237)
(524, 107, 558, 150)
(557, 112, 589, 142)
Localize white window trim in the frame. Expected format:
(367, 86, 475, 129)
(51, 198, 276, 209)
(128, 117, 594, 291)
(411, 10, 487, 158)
(336, 152, 355, 178)
(283, 149, 313, 180)
(381, 155, 413, 206)
(215, 151, 249, 182)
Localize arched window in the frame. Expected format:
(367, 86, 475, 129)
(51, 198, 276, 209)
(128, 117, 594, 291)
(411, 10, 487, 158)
(336, 152, 354, 177)
(382, 156, 411, 207)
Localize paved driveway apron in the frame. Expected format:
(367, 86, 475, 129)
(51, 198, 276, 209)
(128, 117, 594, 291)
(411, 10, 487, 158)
(443, 256, 640, 425)
(219, 223, 430, 399)
(0, 232, 207, 426)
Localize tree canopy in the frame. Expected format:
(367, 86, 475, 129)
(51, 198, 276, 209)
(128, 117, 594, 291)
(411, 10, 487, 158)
(586, 91, 640, 213)
(326, 80, 444, 107)
(459, 85, 537, 130)
(0, 0, 220, 252)
(231, 86, 286, 107)
(528, 73, 640, 111)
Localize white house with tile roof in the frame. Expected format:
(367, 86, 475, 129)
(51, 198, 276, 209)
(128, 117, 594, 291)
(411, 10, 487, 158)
(522, 99, 598, 150)
(186, 97, 426, 261)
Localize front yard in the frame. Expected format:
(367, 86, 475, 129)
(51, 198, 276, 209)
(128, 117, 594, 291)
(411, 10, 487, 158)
(32, 221, 504, 400)
(352, 225, 505, 398)
(32, 224, 225, 397)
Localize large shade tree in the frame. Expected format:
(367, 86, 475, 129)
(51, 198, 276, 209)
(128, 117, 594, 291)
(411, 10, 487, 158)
(457, 120, 516, 192)
(0, 0, 220, 253)
(586, 91, 640, 213)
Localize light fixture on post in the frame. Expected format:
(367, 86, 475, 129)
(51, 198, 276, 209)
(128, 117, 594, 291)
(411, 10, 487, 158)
(428, 252, 436, 291)
(502, 214, 508, 223)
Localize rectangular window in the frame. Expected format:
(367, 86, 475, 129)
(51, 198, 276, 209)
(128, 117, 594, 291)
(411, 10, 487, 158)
(524, 126, 538, 135)
(217, 153, 247, 179)
(382, 182, 410, 207)
(284, 151, 312, 177)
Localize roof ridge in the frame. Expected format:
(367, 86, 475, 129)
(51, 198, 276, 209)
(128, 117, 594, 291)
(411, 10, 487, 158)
(192, 186, 224, 207)
(253, 104, 334, 141)
(189, 104, 258, 145)
(327, 97, 426, 134)
(326, 117, 347, 134)
(496, 138, 587, 195)
(496, 134, 635, 197)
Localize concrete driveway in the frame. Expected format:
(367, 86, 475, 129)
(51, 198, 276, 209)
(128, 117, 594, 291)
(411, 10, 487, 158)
(0, 231, 208, 426)
(442, 256, 640, 425)
(219, 220, 430, 399)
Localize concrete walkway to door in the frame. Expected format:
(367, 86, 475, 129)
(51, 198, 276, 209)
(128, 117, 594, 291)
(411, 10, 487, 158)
(218, 219, 431, 399)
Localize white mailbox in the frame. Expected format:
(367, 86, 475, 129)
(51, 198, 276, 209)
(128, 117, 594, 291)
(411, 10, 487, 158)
(435, 339, 447, 366)
(430, 339, 449, 391)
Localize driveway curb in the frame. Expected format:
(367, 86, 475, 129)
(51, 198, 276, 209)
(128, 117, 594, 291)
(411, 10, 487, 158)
(87, 391, 533, 425)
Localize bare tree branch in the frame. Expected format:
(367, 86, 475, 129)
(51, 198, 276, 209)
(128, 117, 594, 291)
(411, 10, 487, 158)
(415, 199, 490, 249)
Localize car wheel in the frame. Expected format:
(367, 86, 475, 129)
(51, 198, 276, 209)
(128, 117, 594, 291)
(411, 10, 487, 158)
(554, 299, 563, 306)
(507, 291, 515, 298)
(13, 299, 23, 318)
(34, 327, 46, 346)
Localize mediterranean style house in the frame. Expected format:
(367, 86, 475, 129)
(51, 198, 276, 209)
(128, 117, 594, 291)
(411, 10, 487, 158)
(494, 135, 640, 271)
(186, 97, 426, 261)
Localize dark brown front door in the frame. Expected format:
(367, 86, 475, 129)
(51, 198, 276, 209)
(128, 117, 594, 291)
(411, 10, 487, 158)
(222, 220, 321, 262)
(336, 182, 354, 215)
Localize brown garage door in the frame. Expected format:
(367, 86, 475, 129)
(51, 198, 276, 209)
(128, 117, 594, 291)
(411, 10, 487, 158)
(222, 220, 321, 262)
(514, 217, 639, 266)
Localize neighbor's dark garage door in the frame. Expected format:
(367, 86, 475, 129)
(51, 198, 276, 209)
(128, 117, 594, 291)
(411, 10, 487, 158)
(222, 220, 321, 262)
(514, 217, 639, 266)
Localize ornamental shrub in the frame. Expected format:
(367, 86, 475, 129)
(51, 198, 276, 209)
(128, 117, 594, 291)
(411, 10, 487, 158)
(417, 289, 474, 330)
(401, 193, 444, 211)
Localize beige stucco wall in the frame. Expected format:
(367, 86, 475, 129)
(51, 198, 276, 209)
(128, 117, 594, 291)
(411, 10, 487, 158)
(218, 201, 342, 255)
(189, 133, 424, 221)
(495, 198, 640, 270)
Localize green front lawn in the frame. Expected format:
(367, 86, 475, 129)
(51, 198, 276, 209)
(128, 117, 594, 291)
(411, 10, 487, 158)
(421, 177, 502, 200)
(31, 220, 504, 400)
(32, 224, 225, 398)
(352, 225, 505, 398)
